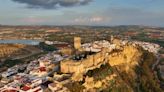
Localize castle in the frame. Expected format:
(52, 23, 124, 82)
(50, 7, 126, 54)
(60, 37, 143, 81)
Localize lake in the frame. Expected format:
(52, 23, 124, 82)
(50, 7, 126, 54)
(0, 40, 41, 45)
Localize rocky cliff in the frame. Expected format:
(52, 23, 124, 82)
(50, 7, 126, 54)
(108, 44, 162, 92)
(63, 43, 163, 92)
(109, 44, 143, 72)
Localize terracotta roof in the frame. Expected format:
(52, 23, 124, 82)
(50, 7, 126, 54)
(39, 67, 46, 72)
(21, 85, 31, 91)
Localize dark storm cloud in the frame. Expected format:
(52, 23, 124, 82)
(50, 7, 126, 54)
(12, 0, 93, 9)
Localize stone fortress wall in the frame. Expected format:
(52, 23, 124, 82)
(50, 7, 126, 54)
(61, 48, 108, 74)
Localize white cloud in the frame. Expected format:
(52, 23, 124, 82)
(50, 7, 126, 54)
(90, 16, 103, 22)
(74, 16, 109, 24)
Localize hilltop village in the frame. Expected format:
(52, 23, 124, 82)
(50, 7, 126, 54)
(0, 36, 163, 92)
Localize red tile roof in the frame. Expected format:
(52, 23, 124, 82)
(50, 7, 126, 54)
(39, 67, 46, 72)
(21, 85, 31, 91)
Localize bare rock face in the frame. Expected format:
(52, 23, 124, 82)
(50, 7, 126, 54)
(123, 45, 142, 64)
(71, 73, 83, 81)
(82, 73, 117, 91)
(109, 44, 143, 72)
(83, 77, 102, 90)
(83, 77, 95, 89)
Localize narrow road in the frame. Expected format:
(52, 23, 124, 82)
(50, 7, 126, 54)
(152, 54, 160, 70)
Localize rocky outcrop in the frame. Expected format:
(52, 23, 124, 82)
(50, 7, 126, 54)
(83, 77, 102, 89)
(109, 45, 143, 72)
(61, 43, 143, 81)
(60, 39, 162, 91)
(83, 74, 117, 90)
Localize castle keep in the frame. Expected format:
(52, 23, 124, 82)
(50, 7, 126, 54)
(74, 37, 81, 50)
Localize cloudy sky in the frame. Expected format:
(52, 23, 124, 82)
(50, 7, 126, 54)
(0, 0, 164, 26)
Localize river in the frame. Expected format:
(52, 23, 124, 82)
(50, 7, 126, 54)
(0, 40, 41, 45)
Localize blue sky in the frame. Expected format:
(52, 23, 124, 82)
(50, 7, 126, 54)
(0, 0, 164, 26)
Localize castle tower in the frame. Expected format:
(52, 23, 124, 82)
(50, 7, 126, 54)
(74, 37, 81, 50)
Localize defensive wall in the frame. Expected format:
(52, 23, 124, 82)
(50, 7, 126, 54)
(60, 48, 108, 74)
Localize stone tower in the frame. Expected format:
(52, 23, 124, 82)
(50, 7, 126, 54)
(74, 37, 81, 50)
